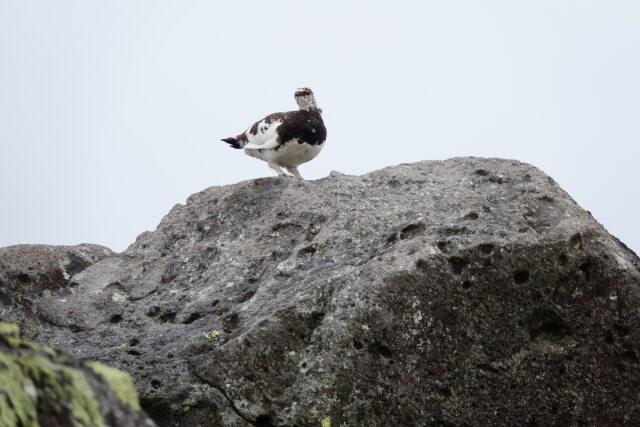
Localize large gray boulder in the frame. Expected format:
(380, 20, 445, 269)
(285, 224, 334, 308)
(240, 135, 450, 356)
(2, 158, 640, 426)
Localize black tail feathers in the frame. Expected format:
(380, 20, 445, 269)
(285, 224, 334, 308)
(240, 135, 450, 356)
(221, 137, 242, 149)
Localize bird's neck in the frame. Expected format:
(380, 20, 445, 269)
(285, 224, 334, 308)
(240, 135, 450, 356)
(296, 95, 318, 111)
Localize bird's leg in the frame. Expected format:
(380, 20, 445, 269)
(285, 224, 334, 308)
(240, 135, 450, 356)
(268, 162, 289, 177)
(285, 166, 304, 180)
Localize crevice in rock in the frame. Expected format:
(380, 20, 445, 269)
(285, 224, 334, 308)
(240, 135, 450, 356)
(199, 379, 265, 426)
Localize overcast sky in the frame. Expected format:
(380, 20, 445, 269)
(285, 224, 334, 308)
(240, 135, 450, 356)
(1, 1, 639, 254)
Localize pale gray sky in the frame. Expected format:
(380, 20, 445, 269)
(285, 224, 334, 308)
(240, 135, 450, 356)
(1, 1, 639, 253)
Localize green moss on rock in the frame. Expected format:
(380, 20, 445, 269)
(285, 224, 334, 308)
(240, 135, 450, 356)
(0, 322, 20, 337)
(0, 353, 39, 427)
(0, 322, 150, 426)
(86, 361, 141, 411)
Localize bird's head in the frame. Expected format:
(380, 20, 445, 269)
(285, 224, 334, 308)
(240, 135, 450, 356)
(295, 87, 318, 111)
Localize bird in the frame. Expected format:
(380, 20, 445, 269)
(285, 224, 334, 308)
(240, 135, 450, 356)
(221, 88, 327, 179)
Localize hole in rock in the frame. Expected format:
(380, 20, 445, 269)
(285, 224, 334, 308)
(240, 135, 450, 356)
(255, 414, 275, 426)
(297, 245, 317, 258)
(569, 233, 583, 250)
(622, 351, 639, 364)
(478, 244, 494, 255)
(237, 290, 256, 303)
(110, 314, 123, 324)
(222, 312, 240, 331)
(579, 262, 593, 279)
(368, 343, 393, 359)
(532, 322, 568, 340)
(183, 312, 202, 324)
(151, 380, 161, 389)
(529, 310, 570, 341)
(15, 273, 31, 284)
(415, 259, 429, 272)
(464, 212, 479, 220)
(513, 270, 530, 284)
(605, 332, 614, 345)
(147, 306, 160, 317)
(161, 274, 177, 284)
(106, 281, 124, 291)
(488, 174, 508, 184)
(441, 226, 468, 237)
(399, 223, 426, 240)
(615, 324, 630, 337)
(352, 340, 364, 350)
(448, 257, 468, 275)
(438, 387, 452, 399)
(159, 312, 176, 323)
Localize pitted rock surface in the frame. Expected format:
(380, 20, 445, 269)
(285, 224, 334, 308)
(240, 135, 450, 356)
(0, 244, 113, 336)
(2, 158, 640, 426)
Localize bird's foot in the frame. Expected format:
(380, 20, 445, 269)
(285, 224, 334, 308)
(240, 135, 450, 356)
(285, 166, 304, 180)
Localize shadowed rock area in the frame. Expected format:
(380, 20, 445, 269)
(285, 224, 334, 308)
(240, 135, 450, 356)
(2, 158, 640, 426)
(0, 244, 114, 335)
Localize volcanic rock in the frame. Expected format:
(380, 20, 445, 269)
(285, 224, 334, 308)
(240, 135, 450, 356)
(2, 158, 640, 426)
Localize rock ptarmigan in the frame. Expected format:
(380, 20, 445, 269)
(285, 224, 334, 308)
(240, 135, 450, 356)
(221, 88, 326, 179)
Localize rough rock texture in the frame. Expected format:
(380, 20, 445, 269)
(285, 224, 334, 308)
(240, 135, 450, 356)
(0, 322, 155, 426)
(0, 244, 113, 336)
(2, 158, 640, 426)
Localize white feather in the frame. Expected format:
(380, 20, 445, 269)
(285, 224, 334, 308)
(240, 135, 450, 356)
(244, 120, 282, 148)
(244, 138, 323, 168)
(244, 138, 279, 150)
